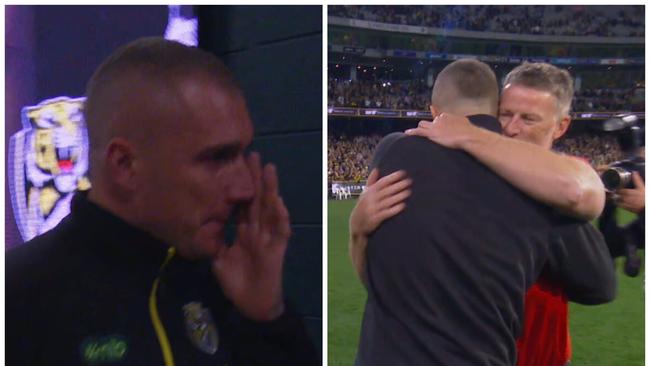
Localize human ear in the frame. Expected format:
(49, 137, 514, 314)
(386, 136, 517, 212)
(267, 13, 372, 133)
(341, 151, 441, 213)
(429, 104, 440, 119)
(553, 116, 571, 140)
(105, 138, 137, 191)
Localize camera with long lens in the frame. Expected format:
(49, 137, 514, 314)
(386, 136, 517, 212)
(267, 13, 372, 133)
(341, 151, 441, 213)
(601, 158, 645, 191)
(596, 114, 645, 277)
(598, 114, 645, 191)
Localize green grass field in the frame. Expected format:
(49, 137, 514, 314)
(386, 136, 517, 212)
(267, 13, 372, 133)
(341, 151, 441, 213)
(328, 199, 644, 366)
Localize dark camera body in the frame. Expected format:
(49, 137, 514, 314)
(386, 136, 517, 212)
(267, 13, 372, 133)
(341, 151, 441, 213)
(597, 154, 644, 277)
(600, 157, 645, 191)
(596, 115, 645, 276)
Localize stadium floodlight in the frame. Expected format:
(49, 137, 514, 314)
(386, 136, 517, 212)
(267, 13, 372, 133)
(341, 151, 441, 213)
(602, 114, 638, 132)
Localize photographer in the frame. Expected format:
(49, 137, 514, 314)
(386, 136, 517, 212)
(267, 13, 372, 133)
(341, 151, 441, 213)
(598, 135, 645, 277)
(611, 159, 644, 215)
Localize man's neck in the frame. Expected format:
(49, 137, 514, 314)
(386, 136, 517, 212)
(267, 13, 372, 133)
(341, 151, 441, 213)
(87, 185, 138, 226)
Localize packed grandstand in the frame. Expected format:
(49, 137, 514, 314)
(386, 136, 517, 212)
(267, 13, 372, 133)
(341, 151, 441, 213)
(328, 5, 644, 38)
(327, 5, 644, 189)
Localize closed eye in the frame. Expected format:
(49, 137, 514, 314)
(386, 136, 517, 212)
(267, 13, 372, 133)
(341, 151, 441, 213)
(522, 114, 541, 123)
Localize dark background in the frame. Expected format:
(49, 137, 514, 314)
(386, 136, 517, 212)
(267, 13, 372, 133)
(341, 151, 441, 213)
(6, 5, 322, 353)
(199, 5, 323, 352)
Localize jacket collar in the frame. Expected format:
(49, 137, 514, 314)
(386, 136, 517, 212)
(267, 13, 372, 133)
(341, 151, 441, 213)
(69, 190, 171, 268)
(468, 114, 502, 134)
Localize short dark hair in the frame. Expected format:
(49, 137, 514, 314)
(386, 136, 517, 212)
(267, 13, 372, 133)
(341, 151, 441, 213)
(503, 62, 574, 118)
(431, 59, 499, 115)
(84, 37, 239, 172)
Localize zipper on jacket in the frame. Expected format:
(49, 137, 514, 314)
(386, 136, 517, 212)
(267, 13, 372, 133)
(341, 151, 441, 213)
(149, 246, 176, 366)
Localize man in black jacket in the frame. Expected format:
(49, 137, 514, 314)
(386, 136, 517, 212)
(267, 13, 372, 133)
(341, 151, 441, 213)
(6, 37, 317, 365)
(355, 59, 615, 365)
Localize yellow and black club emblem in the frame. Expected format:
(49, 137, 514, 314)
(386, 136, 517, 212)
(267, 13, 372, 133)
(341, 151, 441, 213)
(183, 302, 219, 355)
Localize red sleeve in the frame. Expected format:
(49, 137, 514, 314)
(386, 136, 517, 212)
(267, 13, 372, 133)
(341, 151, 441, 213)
(516, 276, 570, 366)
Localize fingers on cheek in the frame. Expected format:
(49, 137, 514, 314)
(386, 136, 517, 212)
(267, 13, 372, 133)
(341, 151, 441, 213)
(264, 164, 279, 194)
(250, 155, 263, 199)
(261, 165, 270, 193)
(238, 222, 254, 244)
(278, 199, 290, 222)
(260, 195, 283, 231)
(237, 222, 247, 237)
(249, 152, 261, 178)
(279, 208, 291, 238)
(271, 199, 290, 237)
(264, 166, 283, 213)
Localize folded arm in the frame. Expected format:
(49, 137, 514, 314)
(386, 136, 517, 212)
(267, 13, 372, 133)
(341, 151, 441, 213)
(407, 114, 605, 220)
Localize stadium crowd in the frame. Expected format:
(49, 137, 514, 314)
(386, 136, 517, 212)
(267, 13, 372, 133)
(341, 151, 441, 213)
(554, 134, 624, 167)
(328, 134, 382, 182)
(328, 77, 429, 110)
(329, 5, 644, 38)
(328, 133, 624, 182)
(573, 88, 639, 112)
(329, 76, 641, 113)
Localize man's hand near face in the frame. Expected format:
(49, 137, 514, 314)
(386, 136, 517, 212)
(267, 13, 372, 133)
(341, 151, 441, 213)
(212, 152, 290, 322)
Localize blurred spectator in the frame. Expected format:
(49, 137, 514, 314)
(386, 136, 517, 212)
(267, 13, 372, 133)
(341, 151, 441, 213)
(329, 5, 644, 38)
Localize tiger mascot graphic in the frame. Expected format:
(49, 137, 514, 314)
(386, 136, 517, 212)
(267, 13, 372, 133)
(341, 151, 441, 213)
(9, 97, 91, 241)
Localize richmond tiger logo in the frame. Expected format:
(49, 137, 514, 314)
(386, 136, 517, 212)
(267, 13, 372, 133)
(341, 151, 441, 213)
(9, 97, 91, 241)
